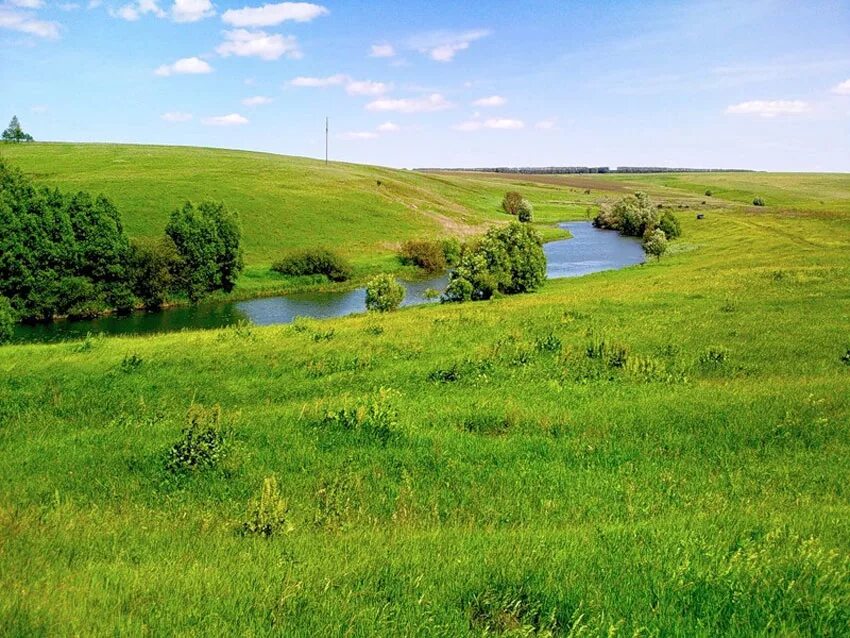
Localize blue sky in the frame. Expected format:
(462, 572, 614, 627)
(2, 0, 849, 170)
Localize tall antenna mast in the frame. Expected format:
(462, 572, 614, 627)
(325, 116, 328, 165)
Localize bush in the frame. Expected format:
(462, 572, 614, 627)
(272, 248, 353, 282)
(704, 189, 713, 196)
(399, 240, 447, 272)
(658, 211, 681, 239)
(594, 191, 658, 237)
(166, 200, 244, 302)
(753, 196, 766, 206)
(0, 296, 14, 344)
(441, 238, 462, 266)
(501, 191, 523, 215)
(643, 228, 668, 259)
(517, 198, 534, 223)
(443, 222, 546, 302)
(365, 274, 405, 312)
(164, 404, 229, 474)
(242, 476, 291, 538)
(129, 237, 181, 309)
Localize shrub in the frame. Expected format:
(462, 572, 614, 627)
(0, 296, 14, 344)
(242, 476, 291, 538)
(501, 191, 523, 215)
(399, 240, 447, 272)
(272, 248, 353, 282)
(658, 211, 681, 239)
(129, 237, 181, 309)
(443, 222, 546, 302)
(365, 274, 405, 312)
(517, 198, 534, 223)
(593, 191, 658, 237)
(164, 404, 229, 474)
(840, 349, 850, 366)
(753, 196, 766, 206)
(643, 228, 668, 259)
(704, 189, 713, 196)
(440, 237, 462, 266)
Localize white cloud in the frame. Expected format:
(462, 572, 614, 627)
(161, 111, 193, 122)
(472, 95, 505, 107)
(242, 95, 273, 106)
(222, 2, 327, 27)
(171, 0, 214, 22)
(725, 100, 811, 117)
(832, 79, 850, 96)
(369, 43, 395, 58)
(409, 29, 491, 62)
(290, 74, 347, 87)
(7, 0, 44, 8)
(366, 93, 452, 113)
(110, 0, 165, 21)
(345, 80, 390, 96)
(202, 113, 249, 126)
(216, 29, 301, 60)
(376, 121, 400, 132)
(154, 56, 213, 76)
(535, 118, 556, 130)
(339, 131, 378, 140)
(453, 118, 525, 131)
(87, 0, 102, 7)
(0, 7, 61, 38)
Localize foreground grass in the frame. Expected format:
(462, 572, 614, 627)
(2, 185, 849, 634)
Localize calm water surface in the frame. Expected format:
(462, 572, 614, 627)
(14, 222, 643, 343)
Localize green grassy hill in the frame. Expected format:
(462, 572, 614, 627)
(1, 157, 849, 634)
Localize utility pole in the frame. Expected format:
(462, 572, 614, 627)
(325, 117, 328, 165)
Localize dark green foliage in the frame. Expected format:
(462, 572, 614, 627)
(399, 239, 447, 272)
(2, 116, 33, 143)
(129, 237, 182, 309)
(440, 237, 462, 266)
(501, 191, 523, 215)
(443, 222, 546, 302)
(842, 349, 850, 366)
(0, 296, 14, 344)
(119, 353, 144, 373)
(705, 189, 713, 196)
(164, 404, 229, 474)
(272, 248, 353, 282)
(365, 274, 405, 312)
(753, 197, 766, 206)
(0, 159, 131, 320)
(166, 201, 244, 302)
(594, 191, 659, 237)
(658, 211, 681, 239)
(517, 198, 534, 223)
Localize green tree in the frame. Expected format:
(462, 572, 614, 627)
(517, 198, 534, 223)
(129, 237, 181, 309)
(365, 274, 405, 312)
(0, 296, 14, 344)
(594, 191, 658, 237)
(643, 228, 668, 259)
(658, 211, 681, 239)
(2, 116, 33, 143)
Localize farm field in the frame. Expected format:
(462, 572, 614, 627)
(1, 161, 849, 635)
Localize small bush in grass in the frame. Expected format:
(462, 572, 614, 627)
(242, 476, 291, 538)
(517, 198, 534, 223)
(399, 240, 447, 272)
(272, 248, 353, 282)
(365, 274, 404, 312)
(0, 296, 15, 345)
(164, 404, 229, 474)
(119, 353, 143, 373)
(840, 349, 850, 366)
(318, 387, 400, 443)
(534, 333, 562, 354)
(643, 228, 668, 259)
(753, 196, 766, 206)
(501, 191, 523, 215)
(705, 189, 713, 196)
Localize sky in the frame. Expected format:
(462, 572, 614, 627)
(1, 0, 849, 171)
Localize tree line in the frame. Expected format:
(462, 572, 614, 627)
(420, 166, 753, 174)
(0, 159, 243, 325)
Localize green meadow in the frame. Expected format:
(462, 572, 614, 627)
(1, 147, 849, 635)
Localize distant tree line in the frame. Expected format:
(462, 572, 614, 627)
(0, 159, 243, 326)
(419, 166, 753, 174)
(2, 116, 34, 143)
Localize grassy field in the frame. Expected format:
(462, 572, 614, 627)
(1, 162, 849, 634)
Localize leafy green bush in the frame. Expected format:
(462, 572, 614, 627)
(658, 211, 681, 239)
(365, 274, 405, 312)
(164, 404, 229, 474)
(242, 476, 291, 538)
(594, 191, 659, 237)
(643, 228, 669, 259)
(753, 196, 766, 206)
(272, 248, 353, 282)
(440, 237, 462, 266)
(517, 198, 534, 223)
(443, 222, 546, 302)
(129, 237, 181, 309)
(0, 296, 14, 344)
(399, 240, 447, 272)
(501, 191, 523, 215)
(704, 189, 713, 196)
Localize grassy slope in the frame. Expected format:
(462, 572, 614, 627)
(1, 169, 849, 634)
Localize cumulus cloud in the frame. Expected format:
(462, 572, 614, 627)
(453, 118, 525, 131)
(290, 74, 347, 87)
(222, 1, 327, 27)
(472, 95, 505, 107)
(216, 29, 301, 60)
(7, 0, 44, 8)
(154, 56, 213, 76)
(345, 80, 390, 96)
(725, 100, 811, 117)
(202, 113, 249, 126)
(366, 93, 452, 113)
(171, 0, 214, 22)
(369, 43, 395, 58)
(409, 29, 491, 62)
(110, 0, 164, 21)
(290, 75, 390, 96)
(376, 121, 400, 132)
(161, 111, 193, 122)
(242, 95, 273, 106)
(832, 79, 850, 95)
(0, 7, 61, 38)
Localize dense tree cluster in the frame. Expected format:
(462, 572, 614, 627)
(593, 191, 681, 260)
(443, 222, 546, 302)
(0, 159, 243, 322)
(272, 248, 353, 282)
